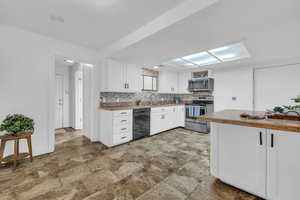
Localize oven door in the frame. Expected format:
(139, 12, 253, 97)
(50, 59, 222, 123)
(185, 105, 206, 119)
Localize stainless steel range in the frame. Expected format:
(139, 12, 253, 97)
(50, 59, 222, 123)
(185, 96, 214, 133)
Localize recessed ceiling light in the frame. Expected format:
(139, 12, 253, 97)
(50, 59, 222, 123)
(182, 52, 220, 66)
(153, 66, 159, 69)
(209, 42, 250, 62)
(50, 14, 65, 23)
(64, 59, 74, 64)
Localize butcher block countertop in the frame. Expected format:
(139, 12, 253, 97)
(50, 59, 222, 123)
(198, 109, 300, 133)
(100, 103, 186, 111)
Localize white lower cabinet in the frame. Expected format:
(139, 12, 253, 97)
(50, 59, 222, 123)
(211, 123, 300, 200)
(267, 130, 300, 200)
(100, 109, 133, 147)
(150, 105, 185, 136)
(151, 112, 167, 135)
(216, 124, 266, 198)
(100, 106, 185, 146)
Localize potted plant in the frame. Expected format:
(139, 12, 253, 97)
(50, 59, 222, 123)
(0, 114, 34, 136)
(135, 99, 142, 106)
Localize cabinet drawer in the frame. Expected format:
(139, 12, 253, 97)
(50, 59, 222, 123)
(151, 107, 172, 114)
(113, 124, 130, 134)
(113, 110, 132, 117)
(113, 117, 130, 126)
(113, 132, 132, 145)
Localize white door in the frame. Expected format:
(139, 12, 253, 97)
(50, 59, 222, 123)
(217, 124, 267, 198)
(267, 130, 300, 200)
(55, 74, 64, 129)
(75, 71, 83, 129)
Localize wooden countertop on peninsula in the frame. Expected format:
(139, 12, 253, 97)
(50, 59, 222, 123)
(198, 109, 300, 133)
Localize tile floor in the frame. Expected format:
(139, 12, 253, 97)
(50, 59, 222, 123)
(55, 128, 83, 145)
(0, 128, 262, 200)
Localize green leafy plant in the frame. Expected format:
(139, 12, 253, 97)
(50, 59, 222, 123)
(283, 105, 300, 110)
(135, 99, 142, 105)
(292, 98, 300, 103)
(273, 106, 284, 113)
(0, 114, 34, 135)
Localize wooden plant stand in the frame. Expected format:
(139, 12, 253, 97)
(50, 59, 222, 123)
(0, 132, 33, 169)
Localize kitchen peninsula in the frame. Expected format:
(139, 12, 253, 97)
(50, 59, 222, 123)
(198, 109, 300, 200)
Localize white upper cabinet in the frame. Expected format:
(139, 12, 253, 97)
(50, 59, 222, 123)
(100, 59, 142, 92)
(178, 71, 191, 94)
(159, 70, 178, 93)
(124, 64, 142, 92)
(106, 59, 124, 92)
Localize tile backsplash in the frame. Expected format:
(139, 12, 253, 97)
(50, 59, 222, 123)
(100, 91, 211, 103)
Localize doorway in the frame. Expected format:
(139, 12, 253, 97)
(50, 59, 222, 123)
(54, 56, 85, 145)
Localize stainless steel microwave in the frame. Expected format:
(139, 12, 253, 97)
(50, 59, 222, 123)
(188, 78, 214, 92)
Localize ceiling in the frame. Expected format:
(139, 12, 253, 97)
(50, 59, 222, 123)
(0, 0, 184, 50)
(111, 0, 300, 70)
(1, 0, 299, 71)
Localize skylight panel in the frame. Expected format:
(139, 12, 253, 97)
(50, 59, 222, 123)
(182, 51, 220, 66)
(166, 58, 196, 68)
(209, 42, 250, 62)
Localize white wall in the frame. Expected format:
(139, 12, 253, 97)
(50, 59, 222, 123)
(55, 65, 71, 127)
(0, 24, 99, 156)
(254, 64, 300, 111)
(213, 66, 254, 111)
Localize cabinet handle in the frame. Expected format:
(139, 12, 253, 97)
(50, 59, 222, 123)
(271, 134, 274, 148)
(259, 131, 263, 145)
(121, 128, 127, 131)
(121, 136, 127, 139)
(121, 112, 127, 114)
(121, 120, 127, 122)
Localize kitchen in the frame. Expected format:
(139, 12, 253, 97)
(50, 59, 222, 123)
(0, 0, 300, 200)
(99, 58, 216, 147)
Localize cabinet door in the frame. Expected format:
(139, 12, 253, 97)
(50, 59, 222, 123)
(178, 72, 191, 93)
(107, 59, 125, 91)
(150, 113, 165, 135)
(159, 71, 178, 93)
(125, 64, 142, 92)
(169, 72, 178, 93)
(217, 124, 267, 198)
(168, 107, 177, 129)
(267, 130, 300, 200)
(177, 106, 185, 127)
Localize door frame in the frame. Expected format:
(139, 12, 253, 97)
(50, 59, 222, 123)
(48, 53, 97, 152)
(55, 73, 64, 129)
(75, 70, 83, 129)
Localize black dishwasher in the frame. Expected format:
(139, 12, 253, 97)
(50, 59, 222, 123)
(133, 108, 150, 140)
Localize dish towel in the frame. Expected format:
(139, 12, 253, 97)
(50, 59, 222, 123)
(188, 106, 194, 118)
(194, 106, 201, 117)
